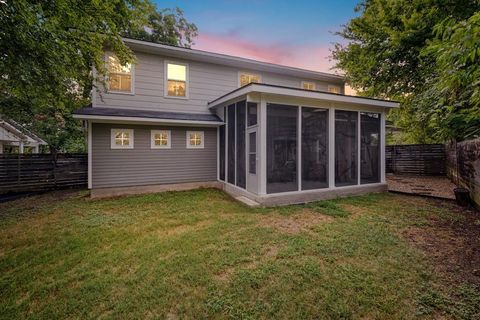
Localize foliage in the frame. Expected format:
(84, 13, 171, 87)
(0, 0, 197, 152)
(125, 7, 198, 48)
(332, 0, 480, 142)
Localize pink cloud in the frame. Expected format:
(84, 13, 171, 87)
(193, 32, 337, 73)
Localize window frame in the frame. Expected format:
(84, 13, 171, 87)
(164, 60, 189, 99)
(106, 53, 135, 95)
(186, 130, 205, 149)
(301, 81, 316, 91)
(238, 71, 261, 88)
(328, 85, 341, 94)
(110, 128, 134, 149)
(150, 130, 171, 149)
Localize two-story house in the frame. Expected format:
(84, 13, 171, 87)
(73, 37, 399, 206)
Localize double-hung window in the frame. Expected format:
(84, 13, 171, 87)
(165, 62, 188, 98)
(107, 55, 133, 93)
(328, 85, 341, 94)
(111, 129, 134, 149)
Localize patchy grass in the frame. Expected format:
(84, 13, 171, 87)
(0, 189, 479, 319)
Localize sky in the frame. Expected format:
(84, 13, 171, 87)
(155, 0, 360, 74)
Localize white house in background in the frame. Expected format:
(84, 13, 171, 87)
(0, 119, 47, 154)
(73, 37, 399, 206)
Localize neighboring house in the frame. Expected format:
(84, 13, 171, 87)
(0, 119, 47, 154)
(73, 37, 399, 205)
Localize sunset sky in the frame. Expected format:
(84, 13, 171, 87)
(157, 0, 360, 74)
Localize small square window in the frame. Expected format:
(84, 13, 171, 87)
(111, 129, 134, 149)
(302, 81, 316, 90)
(151, 130, 171, 149)
(186, 131, 204, 149)
(328, 85, 341, 94)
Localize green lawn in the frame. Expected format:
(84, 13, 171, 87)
(0, 189, 479, 319)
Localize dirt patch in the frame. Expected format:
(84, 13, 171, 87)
(387, 175, 457, 199)
(258, 210, 333, 234)
(402, 201, 480, 287)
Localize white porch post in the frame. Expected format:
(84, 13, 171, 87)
(33, 145, 39, 154)
(258, 95, 267, 195)
(297, 106, 302, 191)
(0, 142, 3, 154)
(88, 121, 92, 189)
(19, 141, 24, 154)
(357, 112, 361, 185)
(380, 111, 386, 183)
(328, 107, 335, 188)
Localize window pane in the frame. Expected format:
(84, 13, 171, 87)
(108, 56, 131, 74)
(219, 124, 225, 181)
(249, 132, 256, 174)
(361, 113, 381, 184)
(302, 82, 315, 90)
(168, 80, 186, 97)
(302, 107, 328, 190)
(247, 102, 257, 126)
(267, 104, 298, 194)
(167, 63, 186, 81)
(240, 74, 259, 87)
(329, 86, 341, 94)
(236, 101, 246, 189)
(227, 104, 236, 184)
(335, 110, 358, 186)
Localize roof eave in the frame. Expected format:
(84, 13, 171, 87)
(208, 83, 400, 109)
(72, 114, 224, 126)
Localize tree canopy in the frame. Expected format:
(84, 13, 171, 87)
(0, 0, 197, 152)
(332, 0, 480, 143)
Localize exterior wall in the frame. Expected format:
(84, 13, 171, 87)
(91, 123, 217, 188)
(95, 51, 343, 114)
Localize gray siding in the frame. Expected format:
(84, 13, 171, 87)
(96, 51, 343, 114)
(92, 123, 217, 188)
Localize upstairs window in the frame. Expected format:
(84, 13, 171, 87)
(302, 81, 316, 90)
(166, 62, 188, 98)
(239, 73, 261, 87)
(111, 129, 134, 149)
(107, 55, 133, 93)
(186, 131, 204, 149)
(328, 85, 341, 94)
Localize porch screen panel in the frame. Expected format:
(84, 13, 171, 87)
(219, 124, 225, 181)
(227, 104, 236, 184)
(267, 104, 298, 194)
(361, 112, 381, 184)
(236, 101, 246, 188)
(335, 110, 358, 186)
(302, 107, 328, 190)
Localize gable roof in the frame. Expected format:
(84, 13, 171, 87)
(123, 37, 344, 84)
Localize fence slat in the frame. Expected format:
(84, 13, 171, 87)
(386, 144, 446, 175)
(0, 154, 87, 194)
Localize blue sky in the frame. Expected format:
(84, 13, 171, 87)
(155, 0, 360, 72)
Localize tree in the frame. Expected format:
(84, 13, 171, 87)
(0, 0, 197, 152)
(332, 0, 480, 143)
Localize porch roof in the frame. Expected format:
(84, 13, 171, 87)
(208, 83, 400, 109)
(73, 106, 223, 126)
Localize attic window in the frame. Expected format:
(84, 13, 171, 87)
(107, 55, 133, 93)
(239, 73, 261, 87)
(166, 62, 188, 98)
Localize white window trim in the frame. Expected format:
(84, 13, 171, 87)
(110, 128, 134, 149)
(105, 53, 135, 95)
(238, 71, 262, 88)
(301, 81, 316, 90)
(328, 84, 341, 94)
(186, 131, 204, 149)
(150, 130, 171, 149)
(164, 60, 189, 99)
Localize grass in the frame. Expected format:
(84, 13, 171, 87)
(0, 189, 478, 319)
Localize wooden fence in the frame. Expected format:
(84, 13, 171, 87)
(386, 144, 446, 175)
(0, 154, 87, 194)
